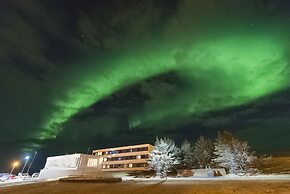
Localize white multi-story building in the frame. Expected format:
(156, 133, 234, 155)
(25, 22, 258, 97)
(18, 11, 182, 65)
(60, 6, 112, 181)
(39, 144, 153, 179)
(93, 144, 154, 172)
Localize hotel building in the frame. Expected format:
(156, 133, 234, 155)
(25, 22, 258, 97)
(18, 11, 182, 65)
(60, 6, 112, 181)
(39, 143, 154, 179)
(93, 144, 154, 171)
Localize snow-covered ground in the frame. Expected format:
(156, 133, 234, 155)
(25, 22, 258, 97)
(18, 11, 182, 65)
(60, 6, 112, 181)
(1, 174, 289, 188)
(0, 177, 40, 188)
(122, 174, 290, 183)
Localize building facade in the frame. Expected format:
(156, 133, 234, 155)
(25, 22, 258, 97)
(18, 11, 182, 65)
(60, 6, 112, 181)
(39, 144, 154, 179)
(93, 144, 154, 172)
(38, 153, 102, 179)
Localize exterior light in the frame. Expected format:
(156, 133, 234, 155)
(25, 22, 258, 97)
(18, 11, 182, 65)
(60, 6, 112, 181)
(21, 156, 30, 174)
(10, 161, 20, 174)
(13, 161, 19, 167)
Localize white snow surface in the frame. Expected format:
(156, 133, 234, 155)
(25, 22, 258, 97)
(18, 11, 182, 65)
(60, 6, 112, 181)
(121, 174, 290, 182)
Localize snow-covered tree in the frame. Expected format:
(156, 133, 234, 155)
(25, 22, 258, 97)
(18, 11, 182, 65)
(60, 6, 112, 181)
(179, 139, 195, 168)
(148, 137, 180, 178)
(212, 131, 256, 175)
(212, 135, 239, 174)
(193, 136, 214, 168)
(231, 138, 256, 174)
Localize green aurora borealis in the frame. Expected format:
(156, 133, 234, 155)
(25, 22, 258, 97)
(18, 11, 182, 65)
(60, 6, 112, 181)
(38, 31, 290, 141)
(1, 0, 290, 170)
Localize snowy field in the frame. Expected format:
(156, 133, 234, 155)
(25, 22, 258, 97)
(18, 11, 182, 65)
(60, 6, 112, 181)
(1, 174, 290, 194)
(0, 177, 39, 188)
(122, 174, 290, 182)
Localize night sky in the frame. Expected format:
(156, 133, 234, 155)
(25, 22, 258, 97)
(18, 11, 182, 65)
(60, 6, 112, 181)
(0, 0, 290, 172)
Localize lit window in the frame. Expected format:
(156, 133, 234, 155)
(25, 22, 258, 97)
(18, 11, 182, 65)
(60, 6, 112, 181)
(103, 158, 107, 162)
(87, 158, 98, 167)
(129, 164, 133, 168)
(136, 155, 141, 159)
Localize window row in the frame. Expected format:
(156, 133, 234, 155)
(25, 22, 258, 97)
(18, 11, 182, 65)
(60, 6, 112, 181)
(102, 163, 148, 169)
(96, 147, 149, 155)
(103, 154, 148, 162)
